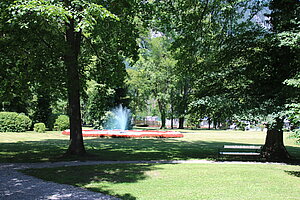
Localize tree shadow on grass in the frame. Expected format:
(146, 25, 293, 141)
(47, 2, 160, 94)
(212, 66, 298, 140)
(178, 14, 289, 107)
(22, 163, 161, 200)
(285, 170, 300, 178)
(1, 137, 300, 163)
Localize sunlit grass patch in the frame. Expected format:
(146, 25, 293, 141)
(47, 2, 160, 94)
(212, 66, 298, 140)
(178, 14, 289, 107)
(22, 163, 300, 200)
(0, 130, 299, 162)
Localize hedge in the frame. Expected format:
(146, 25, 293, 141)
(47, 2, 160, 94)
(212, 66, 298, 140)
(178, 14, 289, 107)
(34, 123, 46, 133)
(54, 115, 69, 131)
(0, 112, 32, 132)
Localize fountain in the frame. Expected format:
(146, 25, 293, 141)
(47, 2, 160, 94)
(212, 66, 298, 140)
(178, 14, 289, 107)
(104, 105, 131, 131)
(62, 105, 183, 138)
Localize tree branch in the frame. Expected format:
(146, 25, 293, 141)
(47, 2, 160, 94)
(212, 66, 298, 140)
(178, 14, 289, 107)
(83, 35, 102, 60)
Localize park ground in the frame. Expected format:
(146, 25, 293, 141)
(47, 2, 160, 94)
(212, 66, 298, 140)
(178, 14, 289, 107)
(1, 129, 300, 199)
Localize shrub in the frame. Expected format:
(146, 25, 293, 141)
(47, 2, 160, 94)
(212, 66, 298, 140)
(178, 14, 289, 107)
(236, 121, 247, 131)
(54, 115, 69, 131)
(47, 113, 61, 131)
(0, 112, 32, 132)
(34, 123, 46, 133)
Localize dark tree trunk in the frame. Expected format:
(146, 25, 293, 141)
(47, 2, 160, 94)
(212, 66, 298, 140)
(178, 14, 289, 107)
(177, 80, 189, 129)
(158, 100, 166, 129)
(261, 129, 290, 161)
(208, 117, 211, 130)
(213, 118, 217, 129)
(170, 105, 174, 129)
(178, 117, 184, 129)
(261, 118, 290, 161)
(64, 17, 86, 155)
(161, 113, 166, 129)
(33, 88, 52, 126)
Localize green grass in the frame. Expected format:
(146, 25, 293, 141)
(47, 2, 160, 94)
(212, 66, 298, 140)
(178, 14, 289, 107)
(0, 130, 300, 162)
(22, 163, 300, 200)
(3, 130, 300, 199)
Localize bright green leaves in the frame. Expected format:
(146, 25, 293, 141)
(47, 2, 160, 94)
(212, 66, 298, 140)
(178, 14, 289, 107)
(127, 35, 177, 122)
(74, 1, 119, 36)
(277, 32, 300, 48)
(8, 0, 118, 36)
(9, 0, 71, 28)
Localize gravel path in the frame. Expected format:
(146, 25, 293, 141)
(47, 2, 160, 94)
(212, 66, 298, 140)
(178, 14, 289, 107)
(0, 162, 121, 200)
(0, 160, 287, 200)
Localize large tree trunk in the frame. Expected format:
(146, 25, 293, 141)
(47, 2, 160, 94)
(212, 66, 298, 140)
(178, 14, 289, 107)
(261, 118, 290, 161)
(261, 129, 290, 161)
(64, 18, 86, 155)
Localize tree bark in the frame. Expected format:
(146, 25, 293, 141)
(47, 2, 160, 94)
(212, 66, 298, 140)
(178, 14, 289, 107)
(261, 129, 290, 161)
(177, 80, 189, 129)
(64, 17, 86, 155)
(213, 119, 217, 129)
(170, 105, 174, 129)
(178, 117, 184, 129)
(261, 118, 290, 161)
(158, 100, 166, 129)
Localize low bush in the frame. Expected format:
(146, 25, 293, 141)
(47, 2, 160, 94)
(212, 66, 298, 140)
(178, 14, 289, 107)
(47, 113, 61, 131)
(54, 115, 69, 131)
(34, 123, 46, 133)
(0, 112, 32, 132)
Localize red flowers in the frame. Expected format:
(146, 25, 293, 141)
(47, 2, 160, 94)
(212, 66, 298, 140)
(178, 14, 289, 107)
(62, 129, 184, 138)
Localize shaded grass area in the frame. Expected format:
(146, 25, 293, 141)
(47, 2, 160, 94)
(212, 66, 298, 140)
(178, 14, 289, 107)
(0, 131, 300, 163)
(22, 163, 300, 200)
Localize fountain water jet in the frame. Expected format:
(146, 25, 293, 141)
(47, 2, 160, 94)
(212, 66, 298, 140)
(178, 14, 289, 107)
(62, 105, 183, 138)
(105, 105, 131, 130)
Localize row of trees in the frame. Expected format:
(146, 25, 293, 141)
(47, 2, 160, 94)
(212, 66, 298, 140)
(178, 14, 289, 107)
(126, 0, 300, 160)
(1, 0, 299, 160)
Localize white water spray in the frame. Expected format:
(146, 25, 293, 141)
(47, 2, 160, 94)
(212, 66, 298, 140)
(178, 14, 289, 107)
(104, 105, 131, 130)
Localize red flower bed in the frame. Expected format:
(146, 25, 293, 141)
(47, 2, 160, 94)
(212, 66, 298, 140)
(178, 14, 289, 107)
(62, 129, 184, 138)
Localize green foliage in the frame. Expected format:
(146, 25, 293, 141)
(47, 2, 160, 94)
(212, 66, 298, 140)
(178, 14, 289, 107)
(47, 113, 61, 131)
(128, 36, 177, 128)
(83, 81, 115, 128)
(189, 95, 238, 129)
(54, 115, 69, 131)
(31, 90, 52, 125)
(236, 121, 247, 131)
(288, 129, 300, 144)
(8, 0, 118, 33)
(34, 122, 46, 133)
(150, 0, 299, 131)
(286, 103, 300, 142)
(0, 112, 32, 132)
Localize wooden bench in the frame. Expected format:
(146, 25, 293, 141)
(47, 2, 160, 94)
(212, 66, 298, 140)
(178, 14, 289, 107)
(219, 145, 262, 156)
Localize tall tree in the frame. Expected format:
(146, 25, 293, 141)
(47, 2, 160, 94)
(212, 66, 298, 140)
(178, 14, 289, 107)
(153, 0, 251, 128)
(3, 0, 142, 155)
(259, 0, 300, 160)
(153, 0, 299, 161)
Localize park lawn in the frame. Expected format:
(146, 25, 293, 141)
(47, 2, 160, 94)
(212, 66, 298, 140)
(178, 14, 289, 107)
(0, 130, 299, 162)
(22, 162, 300, 200)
